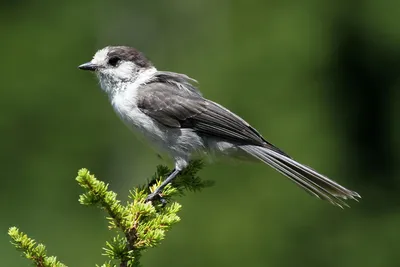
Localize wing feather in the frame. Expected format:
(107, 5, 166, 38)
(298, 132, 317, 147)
(137, 78, 289, 156)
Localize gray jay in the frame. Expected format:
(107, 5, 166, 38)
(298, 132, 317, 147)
(79, 46, 360, 207)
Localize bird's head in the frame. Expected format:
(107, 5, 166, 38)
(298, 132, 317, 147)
(79, 46, 154, 95)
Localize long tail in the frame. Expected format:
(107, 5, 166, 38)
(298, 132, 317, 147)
(240, 145, 360, 208)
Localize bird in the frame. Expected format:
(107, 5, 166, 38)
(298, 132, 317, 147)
(78, 45, 360, 208)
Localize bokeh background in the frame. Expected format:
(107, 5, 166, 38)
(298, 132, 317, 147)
(1, 0, 400, 266)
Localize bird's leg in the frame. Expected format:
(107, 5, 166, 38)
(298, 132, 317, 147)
(145, 168, 181, 203)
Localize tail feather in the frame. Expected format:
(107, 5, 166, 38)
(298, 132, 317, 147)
(240, 145, 360, 208)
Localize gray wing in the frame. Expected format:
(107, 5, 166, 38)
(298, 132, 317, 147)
(137, 80, 289, 156)
(146, 71, 202, 96)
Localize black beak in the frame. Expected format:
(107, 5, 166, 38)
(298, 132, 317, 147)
(78, 62, 98, 71)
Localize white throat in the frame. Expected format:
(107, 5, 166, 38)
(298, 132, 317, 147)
(98, 66, 157, 98)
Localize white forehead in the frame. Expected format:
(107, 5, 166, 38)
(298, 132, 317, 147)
(92, 47, 110, 64)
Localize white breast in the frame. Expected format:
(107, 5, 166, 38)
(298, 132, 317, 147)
(111, 86, 167, 147)
(108, 70, 207, 168)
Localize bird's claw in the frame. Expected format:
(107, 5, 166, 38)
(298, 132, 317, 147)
(145, 192, 167, 206)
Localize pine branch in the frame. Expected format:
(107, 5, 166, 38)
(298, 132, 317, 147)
(8, 227, 67, 267)
(8, 160, 212, 267)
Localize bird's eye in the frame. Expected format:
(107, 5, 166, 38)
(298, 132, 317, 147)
(108, 56, 121, 67)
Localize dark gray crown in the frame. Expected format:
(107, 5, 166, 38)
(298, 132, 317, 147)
(107, 46, 152, 68)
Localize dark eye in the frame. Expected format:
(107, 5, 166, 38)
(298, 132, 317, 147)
(108, 56, 120, 67)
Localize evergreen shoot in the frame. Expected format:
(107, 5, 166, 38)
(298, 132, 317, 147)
(9, 160, 212, 267)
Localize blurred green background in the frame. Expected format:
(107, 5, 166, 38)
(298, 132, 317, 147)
(1, 0, 400, 266)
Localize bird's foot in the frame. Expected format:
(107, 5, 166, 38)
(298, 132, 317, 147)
(145, 192, 167, 206)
